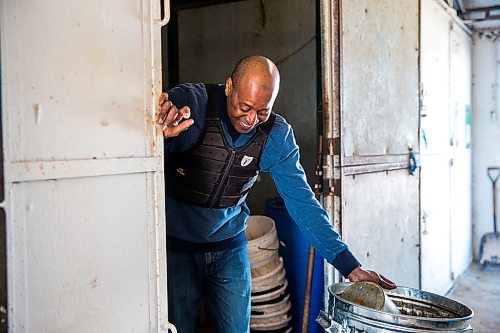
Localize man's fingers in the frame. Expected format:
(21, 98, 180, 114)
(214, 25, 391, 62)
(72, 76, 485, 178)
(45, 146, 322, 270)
(156, 94, 172, 124)
(379, 274, 397, 289)
(362, 270, 397, 289)
(380, 280, 397, 290)
(176, 118, 194, 132)
(380, 274, 394, 284)
(156, 93, 193, 138)
(159, 101, 179, 126)
(171, 106, 191, 125)
(159, 93, 168, 105)
(156, 102, 170, 124)
(179, 106, 191, 119)
(347, 267, 397, 290)
(163, 119, 194, 138)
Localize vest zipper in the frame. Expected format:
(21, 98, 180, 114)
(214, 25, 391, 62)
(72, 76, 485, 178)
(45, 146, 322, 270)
(210, 149, 236, 207)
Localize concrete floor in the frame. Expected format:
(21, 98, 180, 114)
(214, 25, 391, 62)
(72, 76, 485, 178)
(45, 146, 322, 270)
(446, 263, 500, 332)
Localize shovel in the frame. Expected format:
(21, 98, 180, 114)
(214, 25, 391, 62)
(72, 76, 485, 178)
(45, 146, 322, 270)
(479, 166, 500, 271)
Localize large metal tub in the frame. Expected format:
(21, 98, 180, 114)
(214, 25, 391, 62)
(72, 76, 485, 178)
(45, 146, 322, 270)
(317, 283, 473, 332)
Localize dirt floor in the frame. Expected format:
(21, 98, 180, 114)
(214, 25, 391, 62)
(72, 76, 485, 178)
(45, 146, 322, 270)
(446, 263, 500, 332)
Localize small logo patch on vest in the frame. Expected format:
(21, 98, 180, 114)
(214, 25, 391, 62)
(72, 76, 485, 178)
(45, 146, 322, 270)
(241, 155, 254, 167)
(176, 168, 186, 176)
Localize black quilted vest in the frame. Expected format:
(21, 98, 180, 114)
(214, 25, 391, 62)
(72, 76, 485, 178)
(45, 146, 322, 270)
(166, 84, 276, 208)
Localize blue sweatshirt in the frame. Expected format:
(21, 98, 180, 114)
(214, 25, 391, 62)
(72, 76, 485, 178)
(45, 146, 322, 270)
(165, 83, 361, 277)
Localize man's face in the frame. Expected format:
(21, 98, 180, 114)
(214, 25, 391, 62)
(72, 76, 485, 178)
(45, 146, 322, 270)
(225, 77, 276, 134)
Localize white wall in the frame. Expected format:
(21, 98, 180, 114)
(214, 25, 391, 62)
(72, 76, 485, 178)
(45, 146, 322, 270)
(472, 36, 500, 259)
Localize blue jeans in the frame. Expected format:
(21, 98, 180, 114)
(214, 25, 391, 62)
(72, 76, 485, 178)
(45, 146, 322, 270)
(167, 246, 251, 333)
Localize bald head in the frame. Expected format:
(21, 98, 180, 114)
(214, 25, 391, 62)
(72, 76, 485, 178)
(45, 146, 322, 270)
(230, 55, 280, 93)
(224, 56, 280, 133)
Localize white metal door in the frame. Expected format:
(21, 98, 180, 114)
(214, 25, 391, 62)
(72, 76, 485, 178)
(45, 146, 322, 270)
(1, 0, 170, 331)
(420, 0, 472, 294)
(337, 0, 421, 288)
(420, 0, 453, 294)
(448, 22, 472, 279)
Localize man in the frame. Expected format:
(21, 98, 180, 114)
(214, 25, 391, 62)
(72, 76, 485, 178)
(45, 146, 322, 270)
(157, 55, 395, 333)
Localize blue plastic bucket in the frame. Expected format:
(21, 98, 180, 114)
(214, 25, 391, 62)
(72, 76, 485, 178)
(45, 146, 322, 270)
(265, 197, 324, 333)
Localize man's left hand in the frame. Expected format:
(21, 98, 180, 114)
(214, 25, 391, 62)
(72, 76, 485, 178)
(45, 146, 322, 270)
(347, 267, 397, 289)
(156, 93, 194, 138)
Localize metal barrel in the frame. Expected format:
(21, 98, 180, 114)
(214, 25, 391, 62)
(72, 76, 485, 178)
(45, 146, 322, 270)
(317, 283, 474, 332)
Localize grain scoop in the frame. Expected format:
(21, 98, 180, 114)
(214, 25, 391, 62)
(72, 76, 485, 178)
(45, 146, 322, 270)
(340, 281, 400, 314)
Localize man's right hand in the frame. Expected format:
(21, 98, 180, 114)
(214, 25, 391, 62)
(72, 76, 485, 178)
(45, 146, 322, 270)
(347, 267, 397, 290)
(156, 93, 194, 138)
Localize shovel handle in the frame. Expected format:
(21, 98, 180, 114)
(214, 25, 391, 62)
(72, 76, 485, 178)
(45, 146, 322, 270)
(488, 167, 500, 184)
(488, 167, 499, 233)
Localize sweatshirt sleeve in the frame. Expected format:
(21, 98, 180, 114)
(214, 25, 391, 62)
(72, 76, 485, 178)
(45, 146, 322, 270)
(261, 116, 361, 277)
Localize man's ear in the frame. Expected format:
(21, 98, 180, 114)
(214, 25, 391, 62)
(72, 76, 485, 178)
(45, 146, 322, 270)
(225, 77, 232, 97)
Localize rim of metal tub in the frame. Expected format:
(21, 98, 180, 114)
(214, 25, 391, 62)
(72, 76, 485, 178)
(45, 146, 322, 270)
(322, 283, 473, 331)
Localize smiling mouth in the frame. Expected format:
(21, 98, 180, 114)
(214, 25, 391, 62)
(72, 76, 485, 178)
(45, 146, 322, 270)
(238, 119, 254, 130)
